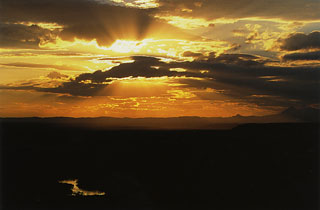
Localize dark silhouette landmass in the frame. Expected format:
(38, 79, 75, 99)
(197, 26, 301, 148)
(0, 108, 319, 209)
(1, 106, 319, 130)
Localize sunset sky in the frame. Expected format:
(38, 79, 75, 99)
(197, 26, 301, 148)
(0, 0, 319, 117)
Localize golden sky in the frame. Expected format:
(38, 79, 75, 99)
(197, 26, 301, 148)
(0, 0, 319, 117)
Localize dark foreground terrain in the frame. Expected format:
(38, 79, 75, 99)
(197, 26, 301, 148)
(0, 120, 319, 210)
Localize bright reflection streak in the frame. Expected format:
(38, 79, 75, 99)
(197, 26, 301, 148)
(59, 179, 106, 196)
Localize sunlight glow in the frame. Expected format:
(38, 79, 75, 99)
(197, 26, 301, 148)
(169, 68, 187, 72)
(154, 15, 216, 29)
(40, 37, 229, 60)
(109, 0, 159, 8)
(109, 40, 146, 53)
(1, 0, 317, 119)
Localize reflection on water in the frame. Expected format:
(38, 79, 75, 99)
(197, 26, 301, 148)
(59, 179, 106, 196)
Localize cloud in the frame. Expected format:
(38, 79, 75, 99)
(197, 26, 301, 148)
(6, 81, 111, 97)
(246, 32, 259, 44)
(0, 62, 81, 71)
(0, 0, 195, 48)
(1, 54, 319, 107)
(75, 56, 195, 82)
(182, 51, 204, 58)
(156, 0, 320, 21)
(167, 53, 320, 106)
(181, 51, 208, 61)
(47, 71, 69, 79)
(0, 23, 57, 49)
(0, 56, 196, 96)
(105, 0, 159, 9)
(210, 53, 265, 66)
(279, 31, 320, 51)
(282, 51, 320, 61)
(228, 43, 241, 51)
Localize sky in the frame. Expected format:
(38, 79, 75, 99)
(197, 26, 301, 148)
(0, 0, 319, 118)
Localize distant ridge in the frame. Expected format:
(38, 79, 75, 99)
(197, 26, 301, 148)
(281, 106, 320, 122)
(1, 107, 319, 130)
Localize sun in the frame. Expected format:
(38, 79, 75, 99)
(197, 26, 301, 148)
(109, 40, 145, 53)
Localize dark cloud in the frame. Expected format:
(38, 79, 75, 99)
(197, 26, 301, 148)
(0, 0, 194, 48)
(157, 0, 320, 21)
(75, 56, 195, 83)
(211, 69, 318, 106)
(167, 53, 320, 106)
(178, 52, 265, 67)
(183, 51, 204, 57)
(279, 31, 320, 51)
(0, 80, 112, 97)
(210, 68, 319, 105)
(282, 51, 320, 61)
(182, 51, 205, 60)
(1, 54, 319, 107)
(40, 81, 111, 96)
(0, 23, 57, 49)
(0, 56, 197, 96)
(47, 71, 68, 79)
(177, 53, 267, 67)
(228, 43, 241, 51)
(0, 0, 150, 45)
(210, 53, 264, 66)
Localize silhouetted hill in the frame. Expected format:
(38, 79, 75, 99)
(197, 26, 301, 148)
(0, 120, 319, 210)
(2, 107, 319, 130)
